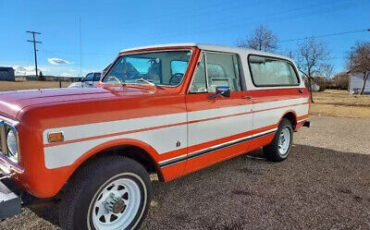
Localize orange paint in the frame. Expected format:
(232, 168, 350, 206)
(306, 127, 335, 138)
(0, 45, 310, 198)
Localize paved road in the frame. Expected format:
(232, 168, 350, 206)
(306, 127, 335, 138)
(1, 116, 369, 230)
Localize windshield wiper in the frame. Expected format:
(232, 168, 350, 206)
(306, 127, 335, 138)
(105, 75, 126, 86)
(135, 78, 156, 87)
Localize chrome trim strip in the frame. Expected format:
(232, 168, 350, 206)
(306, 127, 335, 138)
(159, 128, 277, 168)
(0, 121, 7, 154)
(158, 154, 188, 168)
(187, 129, 277, 160)
(0, 152, 24, 174)
(0, 119, 22, 174)
(0, 116, 18, 126)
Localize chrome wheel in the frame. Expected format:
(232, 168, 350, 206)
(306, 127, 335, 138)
(89, 176, 142, 230)
(278, 127, 291, 156)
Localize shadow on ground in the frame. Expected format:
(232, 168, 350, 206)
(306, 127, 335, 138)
(13, 144, 370, 230)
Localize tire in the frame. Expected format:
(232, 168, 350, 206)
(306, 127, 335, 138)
(263, 118, 293, 162)
(59, 156, 152, 230)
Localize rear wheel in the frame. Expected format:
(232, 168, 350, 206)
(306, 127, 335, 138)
(263, 118, 293, 162)
(59, 156, 152, 230)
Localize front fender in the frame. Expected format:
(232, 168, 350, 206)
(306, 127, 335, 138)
(15, 138, 162, 198)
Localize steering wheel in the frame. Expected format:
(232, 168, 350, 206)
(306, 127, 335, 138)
(105, 75, 122, 84)
(169, 73, 184, 85)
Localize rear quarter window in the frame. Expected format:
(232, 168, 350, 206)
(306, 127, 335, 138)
(248, 55, 299, 87)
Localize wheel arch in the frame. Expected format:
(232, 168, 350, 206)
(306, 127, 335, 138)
(280, 110, 298, 130)
(59, 138, 164, 197)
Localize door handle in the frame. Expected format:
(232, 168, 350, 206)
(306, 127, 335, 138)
(242, 95, 253, 100)
(299, 89, 303, 94)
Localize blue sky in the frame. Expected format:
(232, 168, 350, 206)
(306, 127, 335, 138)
(0, 0, 369, 77)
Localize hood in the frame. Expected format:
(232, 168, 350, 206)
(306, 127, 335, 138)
(0, 86, 156, 119)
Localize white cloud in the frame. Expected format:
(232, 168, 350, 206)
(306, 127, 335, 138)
(13, 65, 39, 75)
(48, 58, 70, 65)
(11, 64, 96, 78)
(60, 72, 73, 77)
(2, 62, 98, 77)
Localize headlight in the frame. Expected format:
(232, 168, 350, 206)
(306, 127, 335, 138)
(6, 128, 19, 163)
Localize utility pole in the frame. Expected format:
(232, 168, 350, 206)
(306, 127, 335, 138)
(26, 31, 42, 78)
(79, 17, 82, 77)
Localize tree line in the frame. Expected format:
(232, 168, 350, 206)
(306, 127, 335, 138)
(236, 25, 370, 101)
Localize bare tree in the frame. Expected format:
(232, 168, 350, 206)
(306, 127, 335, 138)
(332, 72, 350, 90)
(285, 50, 294, 59)
(347, 41, 370, 95)
(296, 37, 330, 102)
(319, 63, 334, 79)
(237, 25, 277, 52)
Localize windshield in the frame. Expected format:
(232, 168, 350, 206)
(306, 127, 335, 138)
(103, 50, 192, 86)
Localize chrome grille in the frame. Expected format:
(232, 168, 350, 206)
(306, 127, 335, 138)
(0, 121, 7, 154)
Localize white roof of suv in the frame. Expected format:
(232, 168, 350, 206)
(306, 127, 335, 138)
(120, 43, 291, 61)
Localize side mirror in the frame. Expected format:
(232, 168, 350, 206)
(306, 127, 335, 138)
(208, 86, 231, 99)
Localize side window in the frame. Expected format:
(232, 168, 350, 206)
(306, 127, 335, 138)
(171, 61, 188, 75)
(170, 60, 189, 85)
(189, 54, 207, 93)
(206, 53, 241, 92)
(249, 55, 299, 86)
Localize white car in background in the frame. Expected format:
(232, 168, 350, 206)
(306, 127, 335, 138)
(68, 72, 101, 88)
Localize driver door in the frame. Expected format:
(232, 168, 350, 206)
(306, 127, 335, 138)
(185, 52, 253, 173)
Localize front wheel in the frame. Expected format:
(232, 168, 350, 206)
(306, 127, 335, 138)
(263, 118, 293, 162)
(59, 156, 152, 230)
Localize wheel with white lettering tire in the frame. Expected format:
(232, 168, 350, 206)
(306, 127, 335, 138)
(59, 156, 152, 230)
(263, 118, 293, 162)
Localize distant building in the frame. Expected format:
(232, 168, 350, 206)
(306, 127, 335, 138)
(0, 67, 15, 81)
(349, 71, 370, 94)
(311, 83, 320, 92)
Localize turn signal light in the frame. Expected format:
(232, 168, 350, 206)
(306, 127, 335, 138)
(48, 132, 64, 143)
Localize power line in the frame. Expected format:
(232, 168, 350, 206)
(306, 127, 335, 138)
(26, 31, 42, 78)
(279, 28, 369, 43)
(136, 0, 355, 41)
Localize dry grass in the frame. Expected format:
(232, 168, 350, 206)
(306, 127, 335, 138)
(0, 80, 70, 91)
(310, 90, 370, 119)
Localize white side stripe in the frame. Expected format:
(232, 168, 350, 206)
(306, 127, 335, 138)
(43, 112, 187, 144)
(43, 97, 309, 169)
(44, 124, 188, 169)
(43, 97, 307, 144)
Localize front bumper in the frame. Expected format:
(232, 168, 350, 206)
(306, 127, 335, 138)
(0, 118, 23, 218)
(0, 153, 24, 175)
(0, 180, 21, 219)
(0, 144, 24, 219)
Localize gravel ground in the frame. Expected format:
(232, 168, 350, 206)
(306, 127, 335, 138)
(0, 115, 369, 230)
